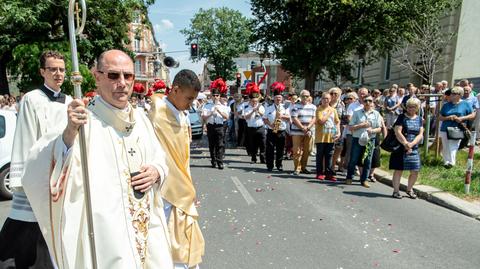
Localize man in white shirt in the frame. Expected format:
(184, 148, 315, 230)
(263, 91, 290, 171)
(202, 83, 230, 169)
(290, 90, 316, 175)
(342, 87, 368, 170)
(243, 91, 266, 163)
(0, 51, 70, 269)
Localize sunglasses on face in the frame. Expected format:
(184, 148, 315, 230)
(344, 97, 353, 100)
(364, 99, 373, 103)
(212, 94, 220, 97)
(44, 67, 66, 73)
(98, 70, 135, 81)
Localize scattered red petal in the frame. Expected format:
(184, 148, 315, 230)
(255, 188, 265, 192)
(392, 249, 400, 253)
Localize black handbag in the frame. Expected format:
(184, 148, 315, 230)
(380, 128, 401, 152)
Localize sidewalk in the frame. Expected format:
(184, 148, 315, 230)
(374, 169, 480, 221)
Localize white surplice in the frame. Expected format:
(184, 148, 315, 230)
(22, 96, 173, 269)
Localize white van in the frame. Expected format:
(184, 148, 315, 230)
(0, 110, 16, 199)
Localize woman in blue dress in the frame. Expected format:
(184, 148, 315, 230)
(389, 98, 424, 199)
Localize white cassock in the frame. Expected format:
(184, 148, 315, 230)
(22, 96, 173, 269)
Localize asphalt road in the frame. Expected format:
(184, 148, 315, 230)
(1, 137, 479, 269)
(189, 139, 480, 269)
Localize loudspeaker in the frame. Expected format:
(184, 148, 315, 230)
(163, 56, 179, 68)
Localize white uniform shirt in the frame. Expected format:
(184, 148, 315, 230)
(263, 103, 290, 131)
(202, 102, 229, 125)
(236, 101, 249, 119)
(243, 104, 265, 127)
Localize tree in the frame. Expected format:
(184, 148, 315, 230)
(0, 0, 155, 95)
(394, 7, 459, 87)
(181, 7, 252, 81)
(251, 0, 459, 91)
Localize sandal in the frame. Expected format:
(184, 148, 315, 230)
(406, 190, 417, 199)
(392, 191, 402, 199)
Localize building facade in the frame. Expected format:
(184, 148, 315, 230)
(127, 11, 170, 90)
(320, 0, 480, 91)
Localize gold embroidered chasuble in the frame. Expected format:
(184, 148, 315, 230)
(22, 96, 173, 269)
(149, 96, 205, 267)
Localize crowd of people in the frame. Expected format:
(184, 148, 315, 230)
(1, 48, 478, 269)
(0, 93, 22, 111)
(192, 79, 478, 199)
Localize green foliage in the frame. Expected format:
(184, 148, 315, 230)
(181, 7, 252, 81)
(0, 0, 155, 94)
(9, 41, 96, 96)
(251, 0, 459, 89)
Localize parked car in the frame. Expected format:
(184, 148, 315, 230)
(0, 110, 16, 199)
(189, 107, 203, 140)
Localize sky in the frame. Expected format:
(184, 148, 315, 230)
(148, 0, 253, 80)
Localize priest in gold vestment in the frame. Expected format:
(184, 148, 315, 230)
(21, 50, 173, 269)
(149, 70, 205, 268)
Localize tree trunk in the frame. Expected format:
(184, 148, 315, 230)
(304, 71, 316, 94)
(0, 52, 12, 95)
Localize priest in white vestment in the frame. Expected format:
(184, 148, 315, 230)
(22, 50, 173, 269)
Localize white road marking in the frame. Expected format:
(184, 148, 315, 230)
(231, 176, 257, 205)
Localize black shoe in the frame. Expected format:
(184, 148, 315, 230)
(218, 163, 224, 170)
(260, 158, 266, 164)
(277, 166, 283, 171)
(267, 168, 273, 172)
(301, 169, 311, 174)
(211, 161, 216, 168)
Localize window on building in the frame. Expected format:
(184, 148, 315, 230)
(135, 59, 142, 74)
(384, 53, 391, 81)
(134, 38, 141, 52)
(133, 11, 141, 24)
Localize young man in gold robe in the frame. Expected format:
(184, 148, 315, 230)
(149, 70, 205, 268)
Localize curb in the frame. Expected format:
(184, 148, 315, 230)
(373, 169, 480, 221)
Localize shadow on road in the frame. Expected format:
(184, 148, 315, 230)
(342, 191, 392, 198)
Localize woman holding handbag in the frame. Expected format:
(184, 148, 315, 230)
(389, 98, 424, 199)
(439, 86, 475, 168)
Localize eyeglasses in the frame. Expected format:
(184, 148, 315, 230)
(44, 67, 66, 73)
(364, 99, 373, 103)
(344, 98, 353, 100)
(97, 70, 135, 81)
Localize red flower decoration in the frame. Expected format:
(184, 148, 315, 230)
(133, 83, 146, 94)
(209, 78, 227, 94)
(270, 82, 286, 92)
(85, 91, 97, 98)
(245, 82, 260, 95)
(150, 79, 166, 92)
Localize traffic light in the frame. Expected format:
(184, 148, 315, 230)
(236, 73, 241, 87)
(190, 43, 198, 58)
